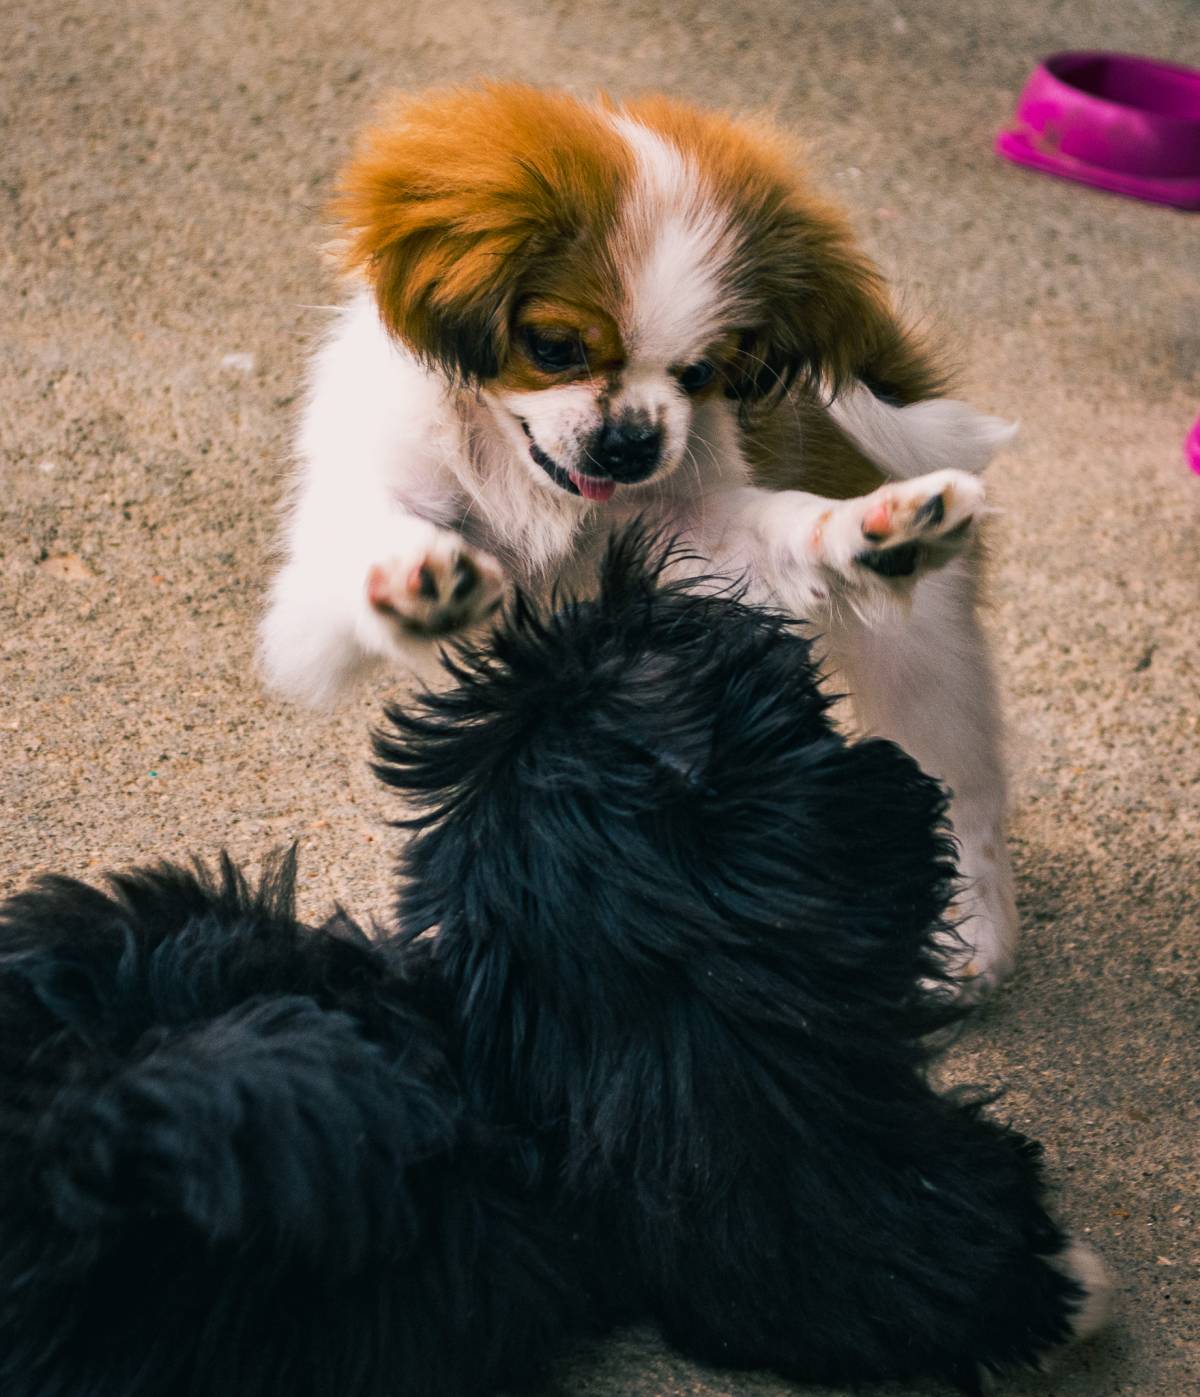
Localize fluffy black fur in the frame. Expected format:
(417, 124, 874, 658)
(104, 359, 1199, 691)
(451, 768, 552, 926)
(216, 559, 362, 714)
(376, 532, 1094, 1391)
(0, 853, 585, 1397)
(0, 534, 1100, 1396)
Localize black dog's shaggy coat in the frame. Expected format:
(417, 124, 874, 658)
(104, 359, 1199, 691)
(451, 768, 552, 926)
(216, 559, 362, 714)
(377, 535, 1096, 1391)
(0, 855, 584, 1397)
(0, 536, 1103, 1395)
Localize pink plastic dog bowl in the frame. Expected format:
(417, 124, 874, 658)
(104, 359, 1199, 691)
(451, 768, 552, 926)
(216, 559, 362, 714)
(1187, 416, 1200, 475)
(996, 51, 1200, 208)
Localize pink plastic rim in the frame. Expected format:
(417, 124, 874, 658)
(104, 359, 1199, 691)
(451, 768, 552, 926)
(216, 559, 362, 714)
(996, 51, 1200, 208)
(1187, 416, 1200, 476)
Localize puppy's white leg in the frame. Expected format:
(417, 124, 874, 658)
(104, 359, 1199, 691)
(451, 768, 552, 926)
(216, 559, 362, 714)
(707, 469, 986, 617)
(262, 510, 504, 707)
(823, 559, 1017, 997)
(824, 384, 1019, 996)
(260, 297, 507, 707)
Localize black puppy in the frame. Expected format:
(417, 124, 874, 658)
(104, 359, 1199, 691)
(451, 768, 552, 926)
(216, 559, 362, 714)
(378, 532, 1111, 1392)
(0, 854, 584, 1397)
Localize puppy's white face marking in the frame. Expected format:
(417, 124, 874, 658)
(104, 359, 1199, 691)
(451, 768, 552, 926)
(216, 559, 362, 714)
(604, 118, 741, 486)
(609, 116, 741, 363)
(492, 115, 746, 503)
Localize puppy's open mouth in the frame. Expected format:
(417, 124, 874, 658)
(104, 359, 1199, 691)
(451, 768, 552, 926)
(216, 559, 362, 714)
(519, 422, 616, 503)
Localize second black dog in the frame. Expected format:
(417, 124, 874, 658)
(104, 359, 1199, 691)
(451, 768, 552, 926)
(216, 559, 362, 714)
(0, 855, 585, 1397)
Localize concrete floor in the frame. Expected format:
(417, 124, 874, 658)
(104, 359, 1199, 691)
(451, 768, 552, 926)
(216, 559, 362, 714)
(2, 1, 1197, 1392)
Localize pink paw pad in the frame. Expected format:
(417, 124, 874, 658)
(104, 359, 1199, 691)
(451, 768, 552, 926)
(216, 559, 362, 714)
(861, 499, 894, 541)
(366, 564, 401, 614)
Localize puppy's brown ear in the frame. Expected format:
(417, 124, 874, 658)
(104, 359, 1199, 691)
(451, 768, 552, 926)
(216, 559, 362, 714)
(333, 83, 628, 383)
(726, 196, 945, 408)
(614, 96, 945, 408)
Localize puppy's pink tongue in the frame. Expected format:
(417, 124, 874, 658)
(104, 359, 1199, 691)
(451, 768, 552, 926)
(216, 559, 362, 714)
(570, 471, 616, 503)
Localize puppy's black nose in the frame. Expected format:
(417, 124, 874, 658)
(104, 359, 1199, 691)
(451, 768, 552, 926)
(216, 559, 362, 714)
(589, 417, 663, 483)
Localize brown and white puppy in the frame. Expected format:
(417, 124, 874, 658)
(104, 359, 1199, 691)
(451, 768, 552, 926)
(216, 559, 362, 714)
(261, 83, 1017, 994)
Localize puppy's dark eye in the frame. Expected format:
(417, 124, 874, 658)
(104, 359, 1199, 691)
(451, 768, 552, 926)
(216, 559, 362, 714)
(678, 360, 716, 393)
(524, 329, 585, 373)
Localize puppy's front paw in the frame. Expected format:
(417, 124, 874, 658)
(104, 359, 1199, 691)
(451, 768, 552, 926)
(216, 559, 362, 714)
(850, 470, 985, 580)
(366, 531, 505, 639)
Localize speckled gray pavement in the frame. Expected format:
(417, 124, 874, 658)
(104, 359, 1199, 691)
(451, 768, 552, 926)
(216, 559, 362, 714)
(2, 1, 1197, 1392)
